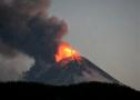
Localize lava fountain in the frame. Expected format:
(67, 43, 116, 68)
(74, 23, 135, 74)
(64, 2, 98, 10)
(55, 41, 81, 63)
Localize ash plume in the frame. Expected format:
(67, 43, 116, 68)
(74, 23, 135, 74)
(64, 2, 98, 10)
(0, 0, 68, 80)
(0, 0, 68, 62)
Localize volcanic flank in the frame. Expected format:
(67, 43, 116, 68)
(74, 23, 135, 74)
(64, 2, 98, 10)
(24, 56, 119, 85)
(0, 0, 119, 85)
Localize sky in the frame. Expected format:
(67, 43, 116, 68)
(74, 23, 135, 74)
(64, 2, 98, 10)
(49, 0, 140, 90)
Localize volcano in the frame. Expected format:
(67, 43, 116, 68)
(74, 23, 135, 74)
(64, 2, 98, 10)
(0, 0, 119, 86)
(24, 57, 119, 85)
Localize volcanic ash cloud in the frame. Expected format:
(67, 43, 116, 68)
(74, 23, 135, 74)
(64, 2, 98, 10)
(0, 0, 68, 81)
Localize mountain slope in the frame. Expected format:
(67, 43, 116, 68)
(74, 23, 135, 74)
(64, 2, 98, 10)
(0, 82, 139, 98)
(24, 57, 120, 85)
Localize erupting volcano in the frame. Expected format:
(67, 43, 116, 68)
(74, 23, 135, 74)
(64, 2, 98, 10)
(0, 0, 120, 86)
(24, 40, 119, 85)
(55, 41, 81, 63)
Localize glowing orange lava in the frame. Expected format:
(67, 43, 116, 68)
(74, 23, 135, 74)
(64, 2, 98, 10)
(55, 42, 81, 63)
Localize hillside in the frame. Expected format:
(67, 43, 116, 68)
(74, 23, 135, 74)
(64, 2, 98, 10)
(0, 81, 139, 98)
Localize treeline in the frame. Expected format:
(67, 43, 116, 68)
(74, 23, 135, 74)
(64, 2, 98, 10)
(0, 81, 139, 99)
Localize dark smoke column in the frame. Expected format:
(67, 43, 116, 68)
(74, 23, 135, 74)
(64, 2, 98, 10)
(0, 0, 68, 64)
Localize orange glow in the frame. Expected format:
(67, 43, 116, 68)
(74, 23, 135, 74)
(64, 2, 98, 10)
(55, 42, 81, 63)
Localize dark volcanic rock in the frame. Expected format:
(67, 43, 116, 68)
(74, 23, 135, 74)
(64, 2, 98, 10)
(24, 57, 119, 85)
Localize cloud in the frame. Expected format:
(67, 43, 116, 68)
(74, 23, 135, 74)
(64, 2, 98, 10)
(0, 52, 35, 81)
(0, 0, 68, 81)
(0, 0, 68, 61)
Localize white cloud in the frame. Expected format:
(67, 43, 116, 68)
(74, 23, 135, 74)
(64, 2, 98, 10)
(0, 52, 35, 81)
